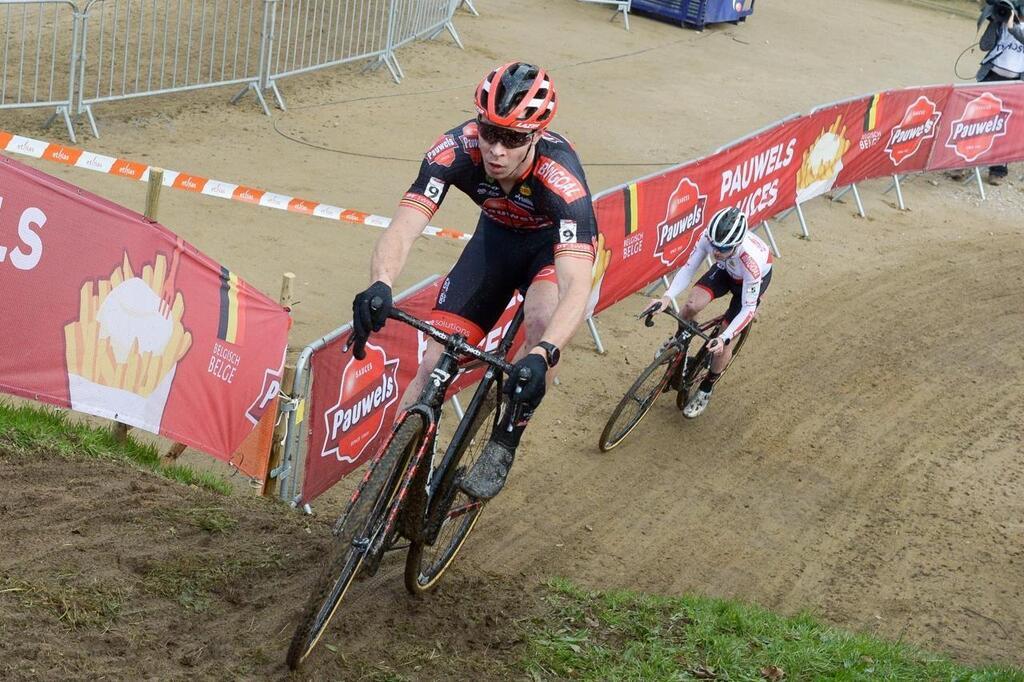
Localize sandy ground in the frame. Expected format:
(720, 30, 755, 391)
(3, 0, 1024, 676)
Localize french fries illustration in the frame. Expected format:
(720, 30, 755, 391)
(585, 231, 613, 317)
(64, 251, 191, 432)
(796, 116, 852, 202)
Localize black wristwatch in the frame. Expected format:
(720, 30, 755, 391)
(536, 341, 561, 368)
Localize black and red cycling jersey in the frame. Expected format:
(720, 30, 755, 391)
(400, 120, 597, 261)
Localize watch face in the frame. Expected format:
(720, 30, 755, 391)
(541, 342, 560, 367)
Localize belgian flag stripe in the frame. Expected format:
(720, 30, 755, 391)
(865, 93, 882, 132)
(623, 183, 640, 235)
(218, 267, 242, 344)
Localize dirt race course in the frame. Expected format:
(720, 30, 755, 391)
(3, 0, 1024, 678)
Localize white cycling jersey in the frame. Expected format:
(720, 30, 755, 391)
(664, 230, 773, 342)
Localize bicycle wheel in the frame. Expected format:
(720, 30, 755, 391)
(599, 347, 682, 451)
(286, 416, 425, 670)
(404, 383, 498, 594)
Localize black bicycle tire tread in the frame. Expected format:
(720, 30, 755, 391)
(599, 347, 679, 451)
(286, 417, 424, 670)
(403, 386, 497, 594)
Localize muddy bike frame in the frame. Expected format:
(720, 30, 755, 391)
(356, 301, 526, 558)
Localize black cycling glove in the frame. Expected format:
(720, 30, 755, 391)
(351, 281, 393, 360)
(504, 352, 548, 409)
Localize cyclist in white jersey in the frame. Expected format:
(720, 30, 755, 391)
(648, 207, 773, 418)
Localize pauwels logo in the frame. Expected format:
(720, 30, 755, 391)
(654, 177, 706, 267)
(426, 134, 458, 167)
(245, 349, 287, 425)
(885, 96, 941, 166)
(459, 122, 481, 164)
(945, 92, 1012, 163)
(320, 343, 399, 464)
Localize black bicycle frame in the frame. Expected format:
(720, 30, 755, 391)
(350, 302, 526, 555)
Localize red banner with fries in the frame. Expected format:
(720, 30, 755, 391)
(0, 155, 290, 460)
(303, 281, 524, 503)
(585, 83, 1023, 318)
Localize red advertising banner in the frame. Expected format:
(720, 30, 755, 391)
(300, 81, 1024, 501)
(585, 84, 972, 320)
(0, 155, 290, 460)
(837, 86, 952, 180)
(303, 280, 524, 503)
(929, 83, 1024, 171)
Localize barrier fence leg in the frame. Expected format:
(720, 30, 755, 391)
(973, 167, 987, 201)
(586, 317, 606, 355)
(445, 22, 465, 49)
(851, 183, 866, 218)
(794, 202, 810, 239)
(758, 220, 781, 257)
(450, 395, 465, 421)
(460, 0, 479, 15)
(892, 174, 906, 210)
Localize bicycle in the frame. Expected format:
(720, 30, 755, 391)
(286, 300, 529, 670)
(598, 303, 752, 452)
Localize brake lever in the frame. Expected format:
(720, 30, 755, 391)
(637, 302, 662, 327)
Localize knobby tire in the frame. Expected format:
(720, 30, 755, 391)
(286, 416, 425, 670)
(599, 347, 681, 451)
(403, 384, 498, 594)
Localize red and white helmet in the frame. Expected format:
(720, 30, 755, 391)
(474, 62, 557, 131)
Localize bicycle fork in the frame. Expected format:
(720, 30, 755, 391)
(360, 419, 438, 576)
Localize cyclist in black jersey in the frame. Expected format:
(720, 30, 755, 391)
(350, 62, 597, 500)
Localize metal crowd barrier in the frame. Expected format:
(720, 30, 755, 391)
(264, 0, 393, 109)
(0, 0, 80, 140)
(76, 0, 268, 136)
(277, 275, 437, 506)
(1, 0, 467, 138)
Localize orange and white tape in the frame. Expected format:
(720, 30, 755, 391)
(0, 130, 472, 241)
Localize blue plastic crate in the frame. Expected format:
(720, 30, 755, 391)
(630, 0, 755, 30)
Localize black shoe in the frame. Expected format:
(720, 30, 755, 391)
(459, 440, 515, 500)
(988, 170, 1008, 186)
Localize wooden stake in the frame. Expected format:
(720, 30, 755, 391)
(263, 272, 297, 497)
(114, 169, 166, 444)
(263, 364, 295, 498)
(145, 168, 164, 222)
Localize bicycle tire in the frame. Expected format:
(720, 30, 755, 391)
(676, 324, 751, 410)
(286, 416, 425, 670)
(403, 384, 498, 594)
(599, 347, 681, 452)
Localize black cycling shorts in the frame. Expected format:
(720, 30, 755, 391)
(431, 218, 558, 344)
(694, 266, 773, 323)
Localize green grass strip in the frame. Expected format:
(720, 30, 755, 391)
(525, 578, 1024, 681)
(0, 401, 230, 495)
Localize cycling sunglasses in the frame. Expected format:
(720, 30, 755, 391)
(477, 118, 534, 148)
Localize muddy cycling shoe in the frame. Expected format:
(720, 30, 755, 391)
(459, 440, 515, 500)
(683, 389, 713, 419)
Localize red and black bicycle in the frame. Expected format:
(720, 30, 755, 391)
(287, 300, 528, 670)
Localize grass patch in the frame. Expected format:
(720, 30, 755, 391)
(0, 570, 127, 630)
(524, 578, 1024, 681)
(157, 506, 239, 534)
(142, 547, 283, 612)
(0, 401, 230, 495)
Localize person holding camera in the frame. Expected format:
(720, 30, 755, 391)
(977, 0, 1024, 184)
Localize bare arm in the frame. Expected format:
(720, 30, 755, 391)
(369, 204, 432, 286)
(533, 255, 594, 352)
